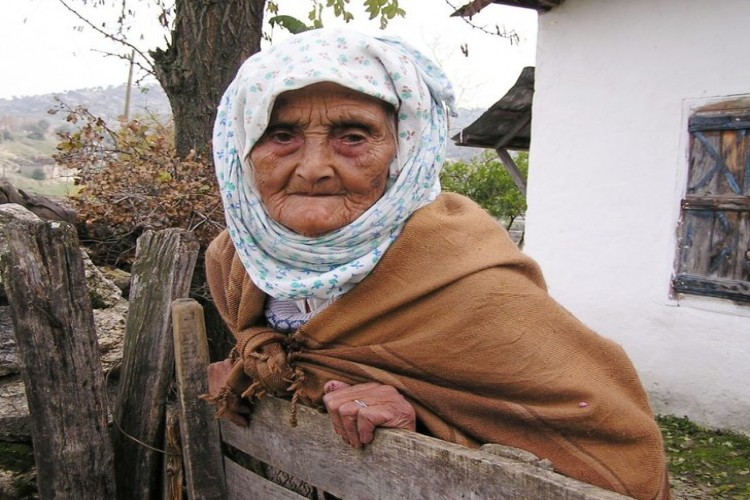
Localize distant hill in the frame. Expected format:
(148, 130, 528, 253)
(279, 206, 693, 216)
(0, 84, 488, 163)
(0, 84, 171, 127)
(448, 107, 486, 162)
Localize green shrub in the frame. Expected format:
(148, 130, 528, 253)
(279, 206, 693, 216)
(30, 168, 46, 181)
(441, 150, 527, 228)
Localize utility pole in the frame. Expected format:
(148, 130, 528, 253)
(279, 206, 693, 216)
(123, 49, 135, 121)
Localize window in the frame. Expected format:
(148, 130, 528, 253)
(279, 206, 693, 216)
(673, 99, 750, 303)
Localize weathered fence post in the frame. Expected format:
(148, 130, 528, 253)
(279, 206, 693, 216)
(171, 298, 227, 499)
(163, 402, 185, 500)
(112, 229, 200, 500)
(0, 204, 116, 498)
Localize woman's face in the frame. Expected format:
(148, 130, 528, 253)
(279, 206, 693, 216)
(250, 82, 397, 237)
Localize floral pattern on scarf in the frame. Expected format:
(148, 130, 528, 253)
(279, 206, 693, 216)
(213, 28, 455, 300)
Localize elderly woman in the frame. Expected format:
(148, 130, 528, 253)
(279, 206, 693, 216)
(206, 28, 669, 499)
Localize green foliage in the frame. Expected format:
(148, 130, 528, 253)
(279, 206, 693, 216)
(0, 441, 36, 498)
(441, 150, 527, 227)
(267, 0, 404, 34)
(29, 168, 46, 181)
(322, 0, 354, 23)
(35, 120, 50, 133)
(26, 119, 51, 141)
(54, 123, 75, 136)
(659, 415, 750, 498)
(363, 0, 405, 28)
(269, 15, 314, 34)
(0, 442, 34, 473)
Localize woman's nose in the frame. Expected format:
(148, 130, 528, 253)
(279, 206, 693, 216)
(295, 138, 334, 183)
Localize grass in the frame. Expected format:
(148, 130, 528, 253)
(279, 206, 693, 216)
(659, 415, 750, 498)
(9, 175, 77, 197)
(1, 136, 59, 156)
(0, 442, 34, 474)
(0, 442, 36, 500)
(0, 134, 76, 197)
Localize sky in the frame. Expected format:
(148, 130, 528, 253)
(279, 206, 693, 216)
(0, 0, 538, 109)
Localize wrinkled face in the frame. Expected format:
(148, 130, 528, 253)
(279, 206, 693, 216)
(250, 82, 397, 237)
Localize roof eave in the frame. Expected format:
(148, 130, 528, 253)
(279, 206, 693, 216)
(451, 0, 564, 16)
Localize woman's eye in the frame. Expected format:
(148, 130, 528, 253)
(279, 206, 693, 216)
(340, 132, 367, 144)
(270, 131, 296, 143)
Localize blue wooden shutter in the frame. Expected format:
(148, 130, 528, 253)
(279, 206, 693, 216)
(673, 108, 750, 302)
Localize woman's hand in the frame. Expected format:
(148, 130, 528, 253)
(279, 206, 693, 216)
(207, 358, 234, 395)
(206, 359, 251, 427)
(322, 380, 416, 448)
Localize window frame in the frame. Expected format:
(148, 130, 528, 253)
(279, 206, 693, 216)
(672, 103, 750, 303)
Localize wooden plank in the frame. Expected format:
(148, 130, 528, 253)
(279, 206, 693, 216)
(164, 401, 185, 500)
(677, 210, 713, 276)
(735, 212, 750, 282)
(221, 396, 628, 500)
(679, 208, 745, 282)
(673, 273, 750, 302)
(721, 129, 748, 194)
(224, 457, 307, 500)
(695, 131, 742, 195)
(718, 130, 744, 195)
(0, 207, 115, 498)
(675, 201, 749, 291)
(688, 131, 721, 195)
(171, 298, 228, 500)
(682, 196, 750, 211)
(689, 111, 750, 132)
(493, 110, 531, 150)
(112, 229, 200, 500)
(495, 147, 527, 196)
(708, 211, 736, 278)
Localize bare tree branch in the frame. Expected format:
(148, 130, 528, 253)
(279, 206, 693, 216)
(56, 0, 155, 68)
(444, 0, 520, 44)
(90, 48, 154, 76)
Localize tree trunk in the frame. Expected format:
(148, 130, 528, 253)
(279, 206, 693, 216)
(151, 0, 266, 158)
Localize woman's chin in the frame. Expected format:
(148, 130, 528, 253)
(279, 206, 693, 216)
(275, 201, 363, 237)
(281, 214, 349, 237)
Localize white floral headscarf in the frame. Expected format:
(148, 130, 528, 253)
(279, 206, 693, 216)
(213, 28, 455, 300)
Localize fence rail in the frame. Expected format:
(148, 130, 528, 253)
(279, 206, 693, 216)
(220, 396, 630, 500)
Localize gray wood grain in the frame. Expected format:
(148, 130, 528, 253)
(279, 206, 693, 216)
(221, 396, 629, 500)
(0, 212, 115, 499)
(172, 298, 227, 500)
(112, 229, 199, 500)
(225, 457, 308, 499)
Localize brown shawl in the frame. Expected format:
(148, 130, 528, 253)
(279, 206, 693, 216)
(206, 193, 669, 499)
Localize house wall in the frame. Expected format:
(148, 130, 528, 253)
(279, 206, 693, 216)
(524, 0, 750, 433)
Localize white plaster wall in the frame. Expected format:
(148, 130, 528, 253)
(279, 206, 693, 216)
(523, 0, 750, 433)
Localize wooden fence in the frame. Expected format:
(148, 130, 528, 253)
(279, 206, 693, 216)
(220, 396, 629, 500)
(0, 205, 631, 499)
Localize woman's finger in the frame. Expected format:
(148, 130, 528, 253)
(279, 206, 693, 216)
(323, 380, 351, 394)
(322, 381, 417, 448)
(322, 384, 350, 437)
(338, 400, 365, 448)
(356, 407, 379, 445)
